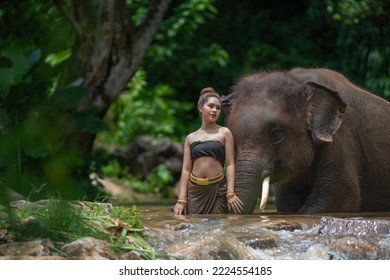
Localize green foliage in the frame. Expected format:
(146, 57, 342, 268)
(100, 159, 174, 198)
(97, 70, 193, 146)
(10, 200, 144, 241)
(326, 0, 390, 97)
(2, 0, 390, 204)
(150, 0, 218, 60)
(109, 205, 142, 229)
(24, 200, 106, 241)
(143, 0, 228, 99)
(126, 0, 149, 25)
(0, 49, 103, 200)
(5, 199, 160, 259)
(327, 0, 375, 24)
(45, 49, 72, 67)
(0, 50, 34, 96)
(135, 164, 174, 196)
(0, 1, 108, 200)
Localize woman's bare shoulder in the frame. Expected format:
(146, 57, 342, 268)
(219, 126, 232, 136)
(186, 130, 200, 143)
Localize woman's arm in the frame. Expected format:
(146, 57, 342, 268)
(224, 128, 243, 213)
(224, 128, 235, 194)
(173, 135, 192, 215)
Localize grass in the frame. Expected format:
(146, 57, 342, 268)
(1, 198, 162, 259)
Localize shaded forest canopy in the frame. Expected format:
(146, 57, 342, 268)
(1, 0, 389, 201)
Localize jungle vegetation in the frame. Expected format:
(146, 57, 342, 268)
(1, 0, 389, 203)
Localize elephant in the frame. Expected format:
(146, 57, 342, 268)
(222, 68, 390, 214)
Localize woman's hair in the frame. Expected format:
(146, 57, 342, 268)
(198, 87, 221, 108)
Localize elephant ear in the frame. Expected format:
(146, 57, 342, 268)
(307, 81, 347, 142)
(221, 93, 235, 118)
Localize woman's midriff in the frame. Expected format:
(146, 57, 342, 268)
(192, 157, 223, 178)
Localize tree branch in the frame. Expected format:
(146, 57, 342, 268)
(131, 0, 172, 71)
(53, 0, 83, 38)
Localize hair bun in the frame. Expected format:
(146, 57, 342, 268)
(200, 87, 217, 96)
(197, 86, 221, 108)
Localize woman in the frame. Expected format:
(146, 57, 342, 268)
(172, 87, 243, 215)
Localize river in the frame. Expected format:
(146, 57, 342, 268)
(138, 204, 390, 260)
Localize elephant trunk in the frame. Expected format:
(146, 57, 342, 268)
(234, 154, 269, 214)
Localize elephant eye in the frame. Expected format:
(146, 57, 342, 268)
(269, 127, 285, 144)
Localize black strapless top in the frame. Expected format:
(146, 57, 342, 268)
(190, 140, 225, 167)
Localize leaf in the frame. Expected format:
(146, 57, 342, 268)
(45, 49, 70, 67)
(51, 78, 85, 109)
(75, 109, 108, 133)
(1, 51, 30, 82)
(0, 68, 15, 97)
(24, 146, 49, 159)
(0, 50, 39, 97)
(28, 49, 41, 65)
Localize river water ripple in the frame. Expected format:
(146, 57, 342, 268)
(139, 205, 390, 260)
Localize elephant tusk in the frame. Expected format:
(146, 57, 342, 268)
(259, 176, 270, 210)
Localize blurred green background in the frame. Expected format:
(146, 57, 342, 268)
(1, 0, 389, 202)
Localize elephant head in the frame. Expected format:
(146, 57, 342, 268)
(222, 71, 346, 214)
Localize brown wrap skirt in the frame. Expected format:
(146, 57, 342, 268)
(186, 173, 228, 214)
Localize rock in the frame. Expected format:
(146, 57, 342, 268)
(0, 228, 14, 243)
(0, 239, 53, 257)
(174, 222, 196, 231)
(105, 135, 183, 179)
(61, 237, 115, 260)
(262, 220, 303, 232)
(10, 200, 31, 209)
(318, 216, 390, 236)
(238, 236, 278, 250)
(119, 250, 142, 260)
(329, 237, 378, 260)
(164, 235, 262, 260)
(0, 255, 66, 260)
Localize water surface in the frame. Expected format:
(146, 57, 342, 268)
(139, 205, 390, 260)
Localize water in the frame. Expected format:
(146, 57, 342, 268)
(139, 205, 390, 260)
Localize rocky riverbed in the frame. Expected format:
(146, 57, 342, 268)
(0, 200, 160, 260)
(1, 200, 390, 260)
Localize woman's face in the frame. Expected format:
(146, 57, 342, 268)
(199, 97, 221, 123)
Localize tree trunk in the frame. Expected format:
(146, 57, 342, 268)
(54, 0, 172, 154)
